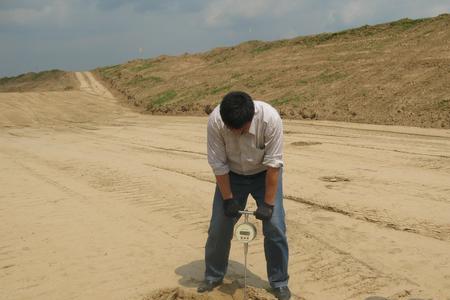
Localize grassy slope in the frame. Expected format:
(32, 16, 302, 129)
(96, 14, 450, 128)
(0, 70, 78, 92)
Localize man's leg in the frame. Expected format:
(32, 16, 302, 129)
(204, 181, 249, 283)
(204, 185, 236, 282)
(250, 170, 289, 288)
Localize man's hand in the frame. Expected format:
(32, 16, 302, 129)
(223, 198, 241, 218)
(255, 202, 274, 220)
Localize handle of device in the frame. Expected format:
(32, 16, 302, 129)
(238, 210, 255, 215)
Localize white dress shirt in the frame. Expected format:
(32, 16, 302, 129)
(207, 100, 284, 176)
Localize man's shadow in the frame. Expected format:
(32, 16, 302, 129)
(175, 259, 270, 296)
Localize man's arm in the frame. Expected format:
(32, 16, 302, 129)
(264, 167, 280, 205)
(207, 109, 240, 218)
(262, 109, 283, 174)
(254, 166, 279, 221)
(215, 173, 233, 200)
(207, 111, 230, 176)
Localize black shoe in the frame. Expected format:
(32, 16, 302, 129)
(273, 286, 291, 300)
(197, 279, 223, 293)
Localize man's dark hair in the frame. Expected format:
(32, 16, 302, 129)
(220, 91, 255, 129)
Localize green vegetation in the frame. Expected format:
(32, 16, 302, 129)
(29, 69, 61, 80)
(210, 85, 232, 94)
(0, 70, 61, 85)
(98, 65, 120, 78)
(0, 69, 77, 92)
(126, 75, 163, 85)
(231, 73, 242, 79)
(102, 64, 120, 70)
(296, 79, 308, 85)
(271, 97, 291, 106)
(391, 18, 426, 30)
(204, 47, 237, 65)
(0, 69, 63, 84)
(271, 94, 304, 106)
(249, 39, 290, 54)
(148, 76, 163, 83)
(0, 77, 12, 84)
(437, 99, 450, 110)
(294, 71, 346, 85)
(213, 55, 232, 64)
(191, 88, 209, 99)
(297, 33, 338, 46)
(130, 62, 155, 72)
(317, 71, 346, 83)
(150, 90, 177, 107)
(251, 43, 273, 54)
(295, 25, 382, 47)
(185, 84, 232, 100)
(292, 17, 425, 47)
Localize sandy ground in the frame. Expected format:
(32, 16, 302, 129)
(1, 72, 450, 300)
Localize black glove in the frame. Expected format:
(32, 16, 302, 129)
(255, 202, 274, 220)
(223, 198, 241, 218)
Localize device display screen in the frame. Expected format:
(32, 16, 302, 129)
(240, 231, 250, 236)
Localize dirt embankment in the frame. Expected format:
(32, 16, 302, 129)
(0, 69, 79, 92)
(0, 72, 127, 128)
(95, 14, 450, 129)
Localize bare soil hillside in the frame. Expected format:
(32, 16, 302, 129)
(0, 72, 122, 128)
(0, 69, 78, 92)
(95, 14, 450, 129)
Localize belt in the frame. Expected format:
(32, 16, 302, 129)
(229, 170, 267, 179)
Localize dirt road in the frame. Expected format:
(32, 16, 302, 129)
(1, 72, 449, 300)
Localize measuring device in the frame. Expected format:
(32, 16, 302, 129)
(235, 210, 257, 300)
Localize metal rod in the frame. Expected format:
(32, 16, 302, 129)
(244, 213, 249, 300)
(244, 242, 248, 300)
(238, 210, 254, 300)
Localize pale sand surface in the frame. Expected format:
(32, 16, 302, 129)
(0, 73, 449, 300)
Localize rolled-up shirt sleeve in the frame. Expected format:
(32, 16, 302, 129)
(262, 114, 284, 168)
(207, 114, 230, 175)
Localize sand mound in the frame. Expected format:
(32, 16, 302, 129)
(0, 70, 78, 92)
(143, 287, 211, 300)
(143, 283, 277, 300)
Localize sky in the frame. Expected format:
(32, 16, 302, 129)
(1, 0, 449, 77)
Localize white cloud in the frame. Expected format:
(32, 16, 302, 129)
(328, 0, 449, 27)
(339, 0, 369, 24)
(428, 4, 450, 17)
(280, 29, 298, 39)
(1, 0, 449, 76)
(204, 0, 297, 27)
(0, 0, 71, 26)
(328, 0, 387, 26)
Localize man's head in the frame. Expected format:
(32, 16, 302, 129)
(220, 91, 254, 133)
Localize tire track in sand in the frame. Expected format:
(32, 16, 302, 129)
(0, 146, 209, 300)
(92, 133, 449, 243)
